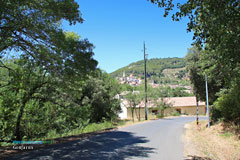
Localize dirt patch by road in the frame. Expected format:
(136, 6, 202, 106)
(183, 121, 240, 160)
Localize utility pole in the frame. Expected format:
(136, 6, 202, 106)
(196, 96, 199, 125)
(205, 74, 210, 128)
(144, 42, 148, 120)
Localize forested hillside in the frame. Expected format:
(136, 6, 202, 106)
(111, 57, 189, 85)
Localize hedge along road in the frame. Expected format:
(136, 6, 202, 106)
(7, 116, 207, 160)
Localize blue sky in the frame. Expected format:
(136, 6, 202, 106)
(62, 0, 193, 73)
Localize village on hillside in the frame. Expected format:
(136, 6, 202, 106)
(116, 71, 193, 93)
(115, 71, 205, 120)
(118, 72, 142, 86)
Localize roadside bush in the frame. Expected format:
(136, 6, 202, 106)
(157, 113, 164, 118)
(210, 105, 222, 123)
(214, 82, 240, 125)
(172, 110, 180, 116)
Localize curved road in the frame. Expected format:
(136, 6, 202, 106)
(7, 116, 206, 160)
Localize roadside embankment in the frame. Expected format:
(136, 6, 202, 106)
(184, 120, 240, 160)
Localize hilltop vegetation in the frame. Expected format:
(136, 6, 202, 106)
(111, 57, 190, 85)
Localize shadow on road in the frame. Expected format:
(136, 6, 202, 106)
(7, 131, 155, 160)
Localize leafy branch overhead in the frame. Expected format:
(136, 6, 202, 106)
(149, 0, 240, 68)
(0, 0, 121, 142)
(150, 0, 240, 124)
(0, 0, 82, 54)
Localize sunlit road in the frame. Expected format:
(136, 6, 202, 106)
(7, 116, 207, 160)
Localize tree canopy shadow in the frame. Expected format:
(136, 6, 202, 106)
(7, 131, 155, 160)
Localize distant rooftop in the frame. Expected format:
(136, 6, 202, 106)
(121, 96, 205, 108)
(163, 97, 205, 107)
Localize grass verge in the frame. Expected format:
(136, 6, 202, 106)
(0, 120, 128, 159)
(184, 120, 240, 160)
(44, 120, 120, 140)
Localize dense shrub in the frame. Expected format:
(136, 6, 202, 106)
(210, 105, 222, 123)
(0, 60, 121, 141)
(172, 110, 181, 116)
(157, 114, 164, 118)
(214, 82, 240, 125)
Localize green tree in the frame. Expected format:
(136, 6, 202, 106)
(214, 80, 240, 125)
(0, 0, 123, 143)
(185, 47, 205, 100)
(150, 0, 240, 124)
(80, 70, 121, 123)
(155, 98, 172, 118)
(185, 46, 230, 103)
(0, 31, 98, 141)
(149, 0, 240, 79)
(0, 0, 82, 55)
(125, 90, 142, 122)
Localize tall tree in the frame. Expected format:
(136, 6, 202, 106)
(80, 70, 121, 123)
(0, 31, 98, 141)
(125, 90, 142, 122)
(185, 46, 232, 103)
(149, 0, 240, 77)
(0, 0, 82, 55)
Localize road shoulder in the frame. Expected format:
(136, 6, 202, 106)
(183, 121, 240, 160)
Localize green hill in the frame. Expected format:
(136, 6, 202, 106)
(110, 57, 190, 85)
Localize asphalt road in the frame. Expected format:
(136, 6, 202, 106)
(7, 116, 207, 160)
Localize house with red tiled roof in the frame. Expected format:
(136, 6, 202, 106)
(118, 96, 206, 119)
(162, 97, 206, 115)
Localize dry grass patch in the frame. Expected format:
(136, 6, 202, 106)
(184, 120, 240, 160)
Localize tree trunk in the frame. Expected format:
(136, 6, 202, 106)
(131, 108, 134, 122)
(15, 103, 26, 141)
(14, 81, 47, 140)
(138, 106, 140, 121)
(134, 107, 140, 121)
(15, 95, 33, 140)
